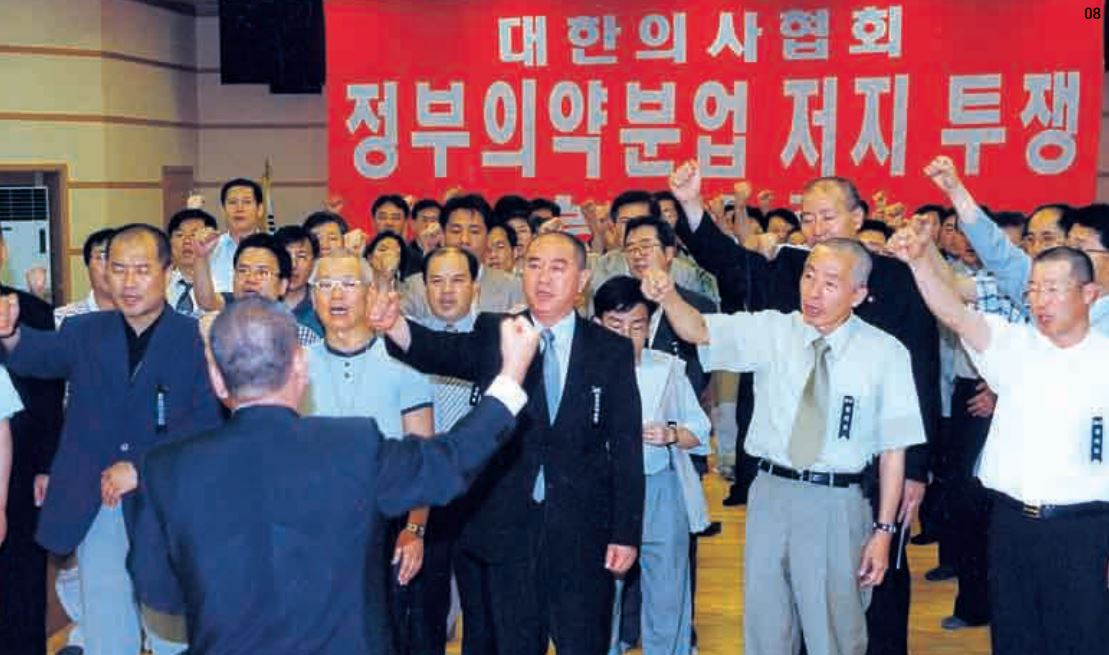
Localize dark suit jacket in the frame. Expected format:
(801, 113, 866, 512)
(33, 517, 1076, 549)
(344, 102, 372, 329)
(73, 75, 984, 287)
(650, 286, 717, 398)
(387, 312, 644, 563)
(5, 307, 223, 553)
(128, 399, 517, 655)
(1, 286, 64, 483)
(677, 213, 939, 481)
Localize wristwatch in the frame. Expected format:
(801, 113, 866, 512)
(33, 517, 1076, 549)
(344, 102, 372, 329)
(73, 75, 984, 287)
(872, 521, 897, 534)
(405, 522, 426, 538)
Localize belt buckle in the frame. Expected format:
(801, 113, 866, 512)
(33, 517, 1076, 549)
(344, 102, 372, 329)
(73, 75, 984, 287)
(1021, 503, 1041, 519)
(799, 469, 811, 483)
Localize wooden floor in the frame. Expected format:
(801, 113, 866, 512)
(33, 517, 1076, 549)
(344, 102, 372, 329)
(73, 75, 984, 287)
(49, 470, 992, 654)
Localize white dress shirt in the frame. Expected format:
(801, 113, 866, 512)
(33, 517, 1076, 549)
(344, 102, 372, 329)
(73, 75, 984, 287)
(965, 314, 1109, 505)
(636, 349, 710, 475)
(209, 233, 239, 293)
(699, 311, 926, 473)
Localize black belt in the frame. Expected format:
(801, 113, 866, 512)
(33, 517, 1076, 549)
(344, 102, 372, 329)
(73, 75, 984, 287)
(992, 491, 1109, 520)
(758, 459, 863, 488)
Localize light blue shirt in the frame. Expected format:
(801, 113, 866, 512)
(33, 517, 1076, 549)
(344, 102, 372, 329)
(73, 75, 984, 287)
(0, 366, 23, 420)
(961, 209, 1109, 336)
(530, 310, 576, 415)
(209, 232, 239, 294)
(303, 338, 433, 439)
(636, 349, 710, 475)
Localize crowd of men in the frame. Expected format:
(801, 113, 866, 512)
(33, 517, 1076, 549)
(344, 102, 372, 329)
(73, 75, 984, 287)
(0, 152, 1105, 655)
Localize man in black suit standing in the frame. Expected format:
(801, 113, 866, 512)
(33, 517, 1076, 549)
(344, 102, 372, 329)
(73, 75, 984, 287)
(128, 297, 538, 655)
(381, 231, 644, 655)
(0, 227, 65, 655)
(670, 160, 939, 655)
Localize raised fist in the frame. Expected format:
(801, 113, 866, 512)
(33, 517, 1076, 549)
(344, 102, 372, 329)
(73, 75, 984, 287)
(924, 156, 962, 194)
(669, 160, 702, 205)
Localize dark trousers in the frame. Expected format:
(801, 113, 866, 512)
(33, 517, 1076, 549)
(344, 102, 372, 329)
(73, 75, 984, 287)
(386, 518, 454, 655)
(946, 377, 992, 624)
(864, 521, 911, 655)
(455, 546, 496, 655)
(0, 470, 46, 655)
(726, 372, 759, 502)
(988, 500, 1109, 655)
(918, 417, 955, 568)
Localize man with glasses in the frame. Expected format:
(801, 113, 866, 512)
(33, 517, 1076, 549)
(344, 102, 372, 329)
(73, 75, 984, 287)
(303, 248, 434, 654)
(274, 225, 324, 337)
(924, 156, 1109, 334)
(165, 210, 218, 316)
(209, 179, 266, 293)
(889, 221, 1109, 654)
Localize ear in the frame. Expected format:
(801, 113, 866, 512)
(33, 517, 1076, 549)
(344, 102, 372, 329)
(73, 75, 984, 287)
(278, 278, 290, 298)
(207, 358, 230, 401)
(1082, 281, 1100, 305)
(849, 207, 866, 233)
(851, 284, 869, 308)
(290, 345, 309, 383)
(576, 268, 593, 294)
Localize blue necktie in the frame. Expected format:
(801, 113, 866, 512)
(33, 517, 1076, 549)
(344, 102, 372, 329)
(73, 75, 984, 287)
(533, 329, 559, 502)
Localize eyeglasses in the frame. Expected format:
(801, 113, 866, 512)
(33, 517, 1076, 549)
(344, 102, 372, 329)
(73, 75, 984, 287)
(1023, 282, 1080, 303)
(624, 242, 662, 257)
(235, 265, 274, 281)
(314, 278, 365, 292)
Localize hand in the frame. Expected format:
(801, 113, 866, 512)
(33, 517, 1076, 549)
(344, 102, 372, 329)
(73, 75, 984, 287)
(443, 185, 464, 202)
(898, 479, 926, 526)
(392, 530, 424, 586)
(498, 316, 540, 385)
(538, 217, 563, 235)
(0, 294, 21, 338)
(733, 180, 752, 204)
(858, 532, 892, 587)
(417, 222, 443, 253)
(343, 228, 367, 254)
(186, 192, 205, 210)
(402, 194, 416, 209)
(756, 189, 774, 212)
(640, 269, 677, 305)
(669, 160, 702, 205)
(195, 227, 220, 259)
(967, 381, 997, 417)
(872, 190, 888, 210)
(605, 544, 638, 576)
(100, 461, 138, 507)
(924, 155, 963, 195)
(887, 223, 932, 264)
(366, 286, 402, 333)
(752, 232, 784, 259)
(25, 267, 48, 299)
(884, 202, 906, 228)
(33, 474, 49, 507)
(642, 422, 672, 446)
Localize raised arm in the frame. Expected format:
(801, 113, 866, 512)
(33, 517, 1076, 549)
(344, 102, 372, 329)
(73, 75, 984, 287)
(642, 270, 709, 344)
(924, 156, 1030, 303)
(192, 229, 226, 312)
(888, 223, 991, 353)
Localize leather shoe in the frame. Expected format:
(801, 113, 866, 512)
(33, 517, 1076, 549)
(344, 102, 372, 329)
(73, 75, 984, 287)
(924, 564, 957, 581)
(698, 521, 722, 537)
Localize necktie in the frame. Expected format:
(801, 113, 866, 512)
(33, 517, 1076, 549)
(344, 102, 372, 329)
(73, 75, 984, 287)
(788, 337, 831, 469)
(175, 280, 194, 314)
(533, 329, 560, 502)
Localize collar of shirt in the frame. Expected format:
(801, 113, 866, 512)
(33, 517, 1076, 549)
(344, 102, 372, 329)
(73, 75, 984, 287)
(1090, 295, 1109, 334)
(324, 336, 376, 358)
(122, 304, 168, 376)
(419, 308, 477, 333)
(648, 305, 664, 346)
(530, 309, 576, 385)
(802, 312, 861, 359)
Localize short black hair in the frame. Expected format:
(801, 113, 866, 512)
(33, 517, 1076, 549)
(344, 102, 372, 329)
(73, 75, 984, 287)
(234, 233, 292, 280)
(859, 219, 893, 239)
(422, 246, 480, 283)
(441, 194, 494, 231)
(652, 190, 688, 223)
(1066, 204, 1109, 250)
(594, 275, 658, 318)
(220, 178, 263, 205)
(489, 223, 518, 249)
(990, 211, 1028, 232)
(1034, 246, 1094, 285)
(624, 216, 677, 249)
(274, 225, 320, 258)
(302, 211, 349, 235)
(411, 198, 442, 218)
(108, 223, 171, 268)
(371, 194, 411, 219)
(82, 228, 116, 266)
(610, 190, 660, 221)
(765, 208, 800, 231)
(530, 197, 561, 218)
(167, 208, 218, 237)
(914, 204, 948, 220)
(1031, 203, 1074, 223)
(364, 230, 409, 279)
(494, 194, 531, 222)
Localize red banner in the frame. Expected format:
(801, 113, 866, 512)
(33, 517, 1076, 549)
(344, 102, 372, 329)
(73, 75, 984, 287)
(327, 0, 1103, 229)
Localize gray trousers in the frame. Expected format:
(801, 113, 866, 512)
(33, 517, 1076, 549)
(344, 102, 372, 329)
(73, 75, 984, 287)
(610, 469, 692, 655)
(744, 472, 873, 655)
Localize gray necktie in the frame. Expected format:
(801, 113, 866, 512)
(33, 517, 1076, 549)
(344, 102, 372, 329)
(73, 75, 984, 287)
(175, 280, 194, 314)
(788, 337, 831, 469)
(533, 329, 559, 502)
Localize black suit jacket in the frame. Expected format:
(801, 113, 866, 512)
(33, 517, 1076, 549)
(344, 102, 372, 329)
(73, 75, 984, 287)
(650, 286, 717, 398)
(128, 398, 517, 655)
(387, 312, 644, 563)
(677, 213, 939, 481)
